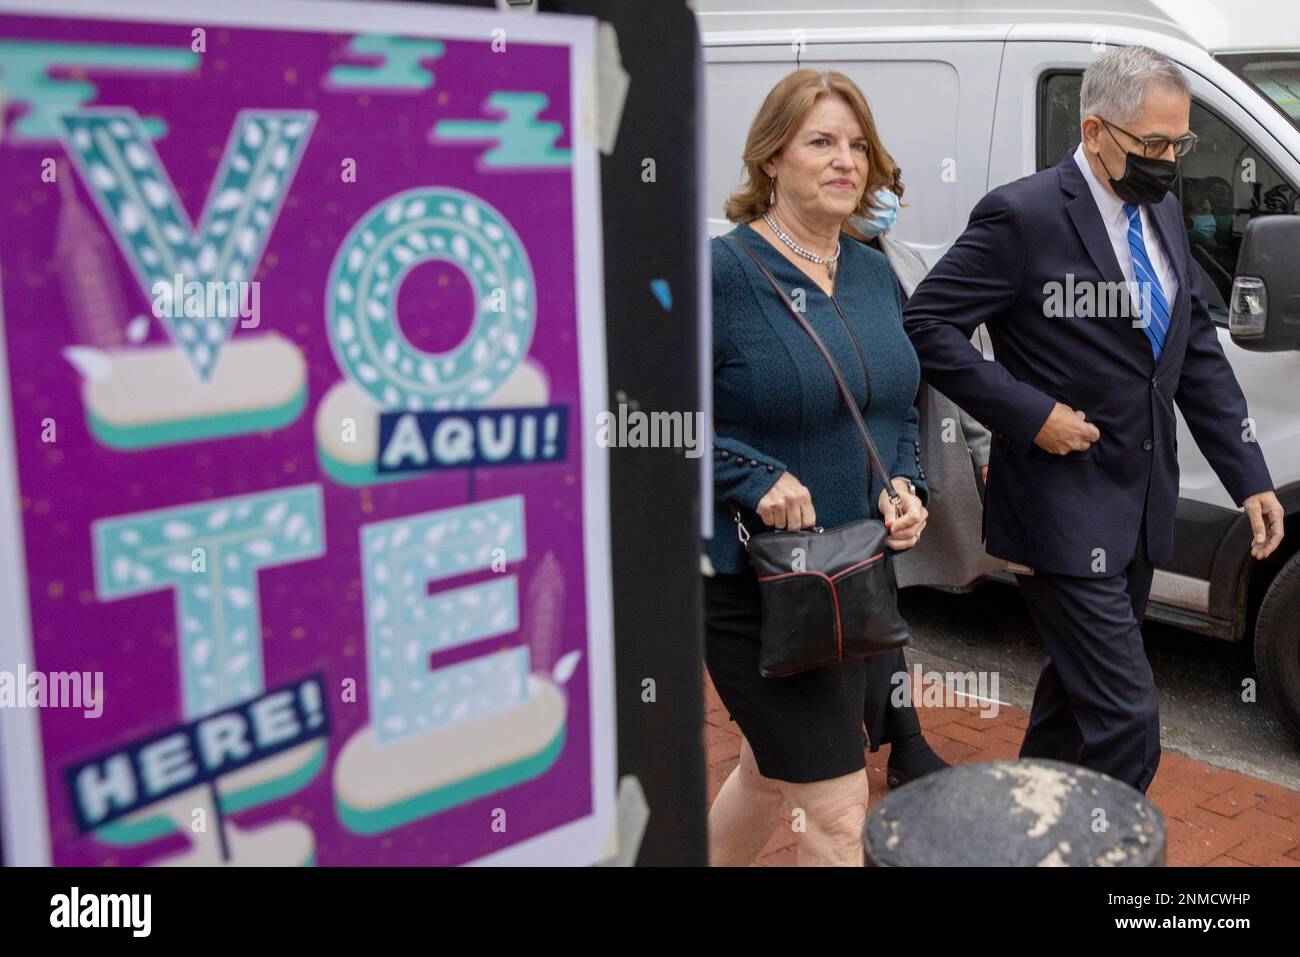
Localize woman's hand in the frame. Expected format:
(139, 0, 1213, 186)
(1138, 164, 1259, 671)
(879, 478, 927, 550)
(756, 471, 816, 531)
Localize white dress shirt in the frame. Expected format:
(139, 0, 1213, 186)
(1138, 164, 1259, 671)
(1072, 143, 1179, 312)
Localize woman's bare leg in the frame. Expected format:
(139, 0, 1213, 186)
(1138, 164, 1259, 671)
(707, 735, 786, 866)
(780, 769, 869, 866)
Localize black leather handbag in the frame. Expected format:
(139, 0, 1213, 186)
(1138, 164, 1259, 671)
(724, 236, 912, 678)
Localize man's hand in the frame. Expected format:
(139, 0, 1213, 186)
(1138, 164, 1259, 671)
(1033, 402, 1100, 455)
(1243, 491, 1285, 560)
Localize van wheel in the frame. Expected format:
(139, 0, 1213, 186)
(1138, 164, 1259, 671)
(1255, 551, 1300, 742)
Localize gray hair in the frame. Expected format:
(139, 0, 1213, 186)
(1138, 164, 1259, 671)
(1080, 45, 1190, 124)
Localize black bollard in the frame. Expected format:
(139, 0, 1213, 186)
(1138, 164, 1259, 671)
(864, 758, 1165, 866)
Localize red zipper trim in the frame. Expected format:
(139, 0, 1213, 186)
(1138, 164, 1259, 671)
(829, 552, 885, 581)
(830, 576, 843, 660)
(757, 569, 828, 583)
(753, 569, 847, 662)
(755, 553, 886, 664)
(756, 551, 883, 585)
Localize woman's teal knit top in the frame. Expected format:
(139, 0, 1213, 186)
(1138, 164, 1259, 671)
(710, 221, 928, 574)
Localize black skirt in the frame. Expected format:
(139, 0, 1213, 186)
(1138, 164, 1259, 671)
(703, 569, 869, 783)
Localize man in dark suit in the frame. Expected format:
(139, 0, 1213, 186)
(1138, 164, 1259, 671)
(902, 45, 1285, 793)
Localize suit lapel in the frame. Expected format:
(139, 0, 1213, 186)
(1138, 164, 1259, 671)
(1065, 191, 1129, 289)
(1058, 152, 1128, 289)
(1057, 154, 1157, 366)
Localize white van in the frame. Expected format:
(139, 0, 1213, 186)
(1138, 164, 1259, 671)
(694, 0, 1300, 738)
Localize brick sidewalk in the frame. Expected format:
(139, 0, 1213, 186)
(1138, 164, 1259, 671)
(704, 674, 1300, 867)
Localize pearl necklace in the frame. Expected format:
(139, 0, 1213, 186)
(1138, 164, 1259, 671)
(763, 212, 841, 277)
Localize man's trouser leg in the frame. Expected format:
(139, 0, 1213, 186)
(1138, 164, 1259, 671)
(1015, 532, 1161, 792)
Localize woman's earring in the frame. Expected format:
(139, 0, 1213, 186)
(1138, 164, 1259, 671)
(768, 177, 776, 207)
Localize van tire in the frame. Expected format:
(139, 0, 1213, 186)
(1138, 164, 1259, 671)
(1255, 551, 1300, 742)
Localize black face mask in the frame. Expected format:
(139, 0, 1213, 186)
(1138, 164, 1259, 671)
(1099, 124, 1181, 206)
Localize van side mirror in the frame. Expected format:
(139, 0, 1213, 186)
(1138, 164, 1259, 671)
(1229, 215, 1300, 352)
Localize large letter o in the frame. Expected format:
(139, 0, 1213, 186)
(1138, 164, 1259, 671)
(326, 188, 535, 410)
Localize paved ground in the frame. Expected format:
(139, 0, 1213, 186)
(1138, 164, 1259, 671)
(897, 581, 1300, 790)
(703, 666, 1300, 867)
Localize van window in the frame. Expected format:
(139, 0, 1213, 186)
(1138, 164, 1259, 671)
(1038, 71, 1299, 322)
(1220, 53, 1300, 132)
(1038, 71, 1082, 170)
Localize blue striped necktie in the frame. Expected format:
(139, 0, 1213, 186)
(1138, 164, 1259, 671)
(1123, 203, 1168, 361)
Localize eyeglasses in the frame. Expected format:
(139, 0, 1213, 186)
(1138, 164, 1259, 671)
(1100, 118, 1199, 159)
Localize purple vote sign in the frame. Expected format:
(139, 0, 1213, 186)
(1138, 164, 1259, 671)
(0, 0, 614, 866)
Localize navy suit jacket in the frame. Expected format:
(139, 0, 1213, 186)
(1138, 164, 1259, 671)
(903, 153, 1273, 577)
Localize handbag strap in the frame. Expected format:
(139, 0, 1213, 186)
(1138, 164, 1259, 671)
(724, 235, 902, 527)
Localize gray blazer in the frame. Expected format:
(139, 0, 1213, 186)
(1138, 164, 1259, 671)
(878, 234, 1010, 589)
